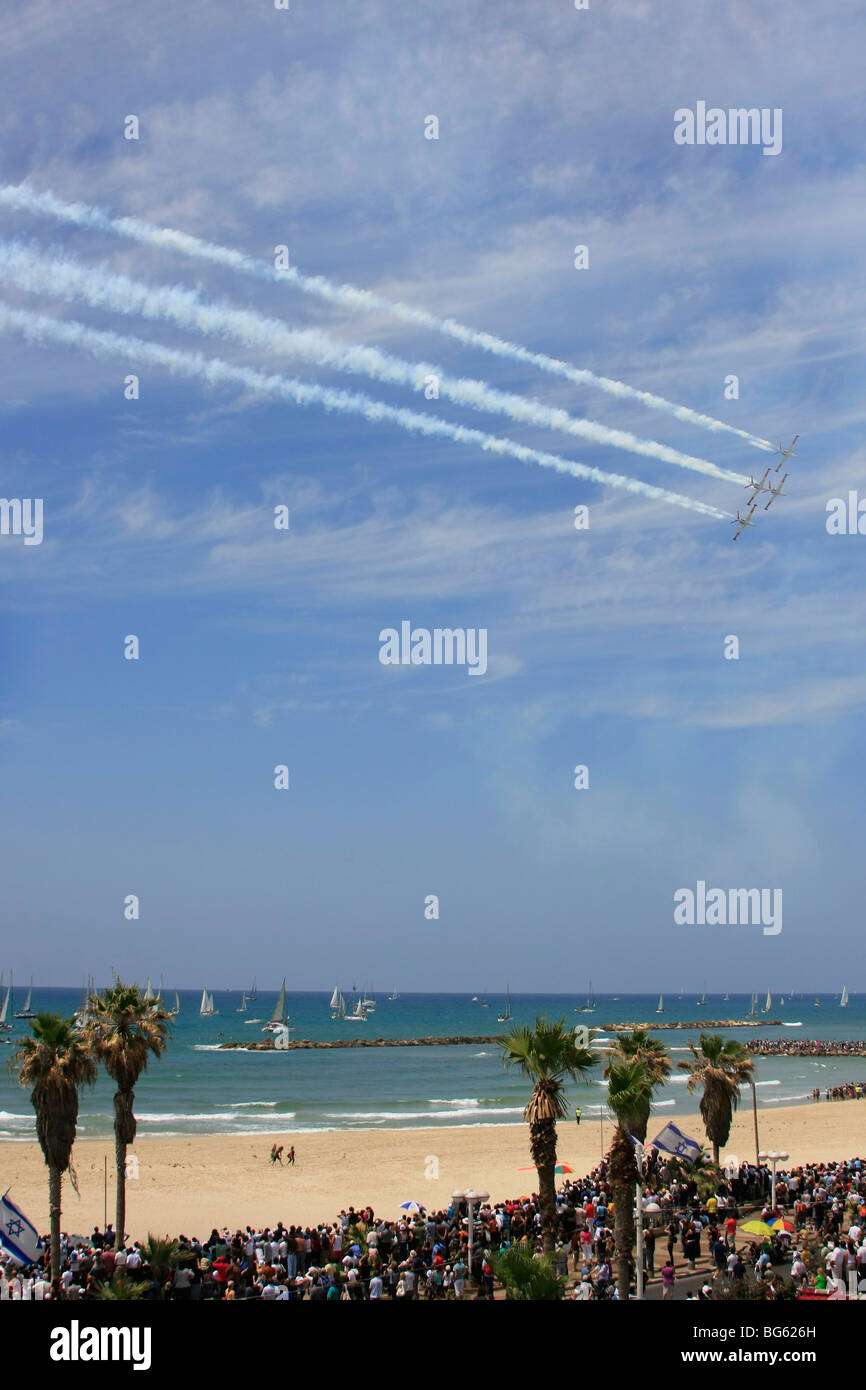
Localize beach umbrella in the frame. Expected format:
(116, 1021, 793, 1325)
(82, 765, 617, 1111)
(399, 1201, 422, 1213)
(768, 1217, 796, 1232)
(518, 1163, 575, 1174)
(740, 1220, 774, 1238)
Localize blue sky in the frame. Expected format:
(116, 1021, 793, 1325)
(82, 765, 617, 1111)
(0, 1, 864, 990)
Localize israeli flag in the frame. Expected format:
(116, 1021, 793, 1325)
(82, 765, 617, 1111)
(650, 1122, 703, 1164)
(0, 1192, 44, 1265)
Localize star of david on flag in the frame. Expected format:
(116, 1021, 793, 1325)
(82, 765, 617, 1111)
(0, 1191, 43, 1265)
(649, 1122, 703, 1164)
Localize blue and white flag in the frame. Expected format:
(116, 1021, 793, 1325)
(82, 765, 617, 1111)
(0, 1191, 44, 1265)
(650, 1122, 703, 1164)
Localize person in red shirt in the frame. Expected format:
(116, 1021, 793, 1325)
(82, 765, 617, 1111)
(213, 1254, 231, 1290)
(724, 1214, 738, 1249)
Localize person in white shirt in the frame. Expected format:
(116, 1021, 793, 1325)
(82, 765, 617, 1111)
(830, 1244, 847, 1280)
(368, 1274, 383, 1299)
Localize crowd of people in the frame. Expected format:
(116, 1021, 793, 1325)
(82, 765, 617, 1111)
(3, 1155, 866, 1300)
(747, 1038, 866, 1057)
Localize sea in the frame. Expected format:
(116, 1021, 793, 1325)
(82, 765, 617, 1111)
(0, 988, 863, 1142)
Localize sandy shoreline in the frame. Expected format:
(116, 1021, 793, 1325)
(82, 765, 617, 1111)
(1, 1102, 863, 1239)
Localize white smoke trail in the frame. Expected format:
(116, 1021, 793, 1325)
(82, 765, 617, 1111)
(0, 182, 774, 451)
(0, 239, 747, 486)
(0, 302, 733, 520)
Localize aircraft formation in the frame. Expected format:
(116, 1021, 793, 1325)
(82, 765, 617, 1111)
(731, 435, 797, 539)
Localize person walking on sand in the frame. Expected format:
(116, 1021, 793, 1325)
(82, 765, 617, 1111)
(270, 1144, 283, 1165)
(287, 1145, 295, 1166)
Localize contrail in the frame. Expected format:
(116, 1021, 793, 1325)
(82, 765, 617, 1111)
(0, 182, 774, 452)
(0, 303, 734, 520)
(0, 239, 748, 487)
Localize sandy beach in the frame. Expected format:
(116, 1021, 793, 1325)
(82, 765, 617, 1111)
(1, 1101, 863, 1240)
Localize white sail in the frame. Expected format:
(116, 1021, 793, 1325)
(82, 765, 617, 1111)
(330, 986, 346, 1017)
(0, 986, 9, 1025)
(271, 979, 287, 1023)
(656, 994, 664, 1013)
(172, 990, 181, 1015)
(199, 987, 209, 1015)
(762, 990, 772, 1012)
(497, 986, 512, 1023)
(22, 985, 32, 1011)
(841, 985, 849, 1007)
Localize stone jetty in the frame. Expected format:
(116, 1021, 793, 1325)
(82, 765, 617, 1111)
(218, 1019, 777, 1051)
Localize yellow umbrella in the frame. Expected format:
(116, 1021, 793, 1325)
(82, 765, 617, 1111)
(740, 1220, 774, 1238)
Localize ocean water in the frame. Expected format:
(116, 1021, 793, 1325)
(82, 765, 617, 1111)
(0, 988, 863, 1141)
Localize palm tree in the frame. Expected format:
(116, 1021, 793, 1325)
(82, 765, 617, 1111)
(490, 1243, 567, 1300)
(12, 1013, 97, 1281)
(606, 1059, 653, 1299)
(678, 1033, 754, 1164)
(143, 1233, 181, 1299)
(500, 1016, 597, 1253)
(93, 1273, 151, 1300)
(83, 983, 171, 1249)
(604, 1028, 671, 1141)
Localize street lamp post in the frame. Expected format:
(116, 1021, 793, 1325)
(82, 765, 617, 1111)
(758, 1150, 789, 1209)
(453, 1187, 489, 1294)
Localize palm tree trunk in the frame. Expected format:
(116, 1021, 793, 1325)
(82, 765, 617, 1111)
(613, 1182, 634, 1299)
(530, 1117, 559, 1254)
(114, 1089, 135, 1249)
(48, 1164, 62, 1282)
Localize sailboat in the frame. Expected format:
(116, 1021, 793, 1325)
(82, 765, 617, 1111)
(747, 992, 758, 1017)
(841, 985, 849, 1008)
(696, 986, 707, 1007)
(761, 989, 772, 1014)
(170, 990, 181, 1016)
(575, 981, 595, 1014)
(143, 977, 155, 1003)
(330, 986, 346, 1019)
(248, 979, 258, 1002)
(388, 988, 400, 1000)
(656, 993, 664, 1014)
(0, 981, 11, 1031)
(236, 993, 248, 1013)
(199, 987, 217, 1017)
(14, 978, 35, 1019)
(344, 987, 368, 1023)
(723, 992, 729, 1001)
(497, 986, 513, 1024)
(262, 979, 289, 1033)
(813, 995, 820, 1007)
(361, 986, 376, 1013)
